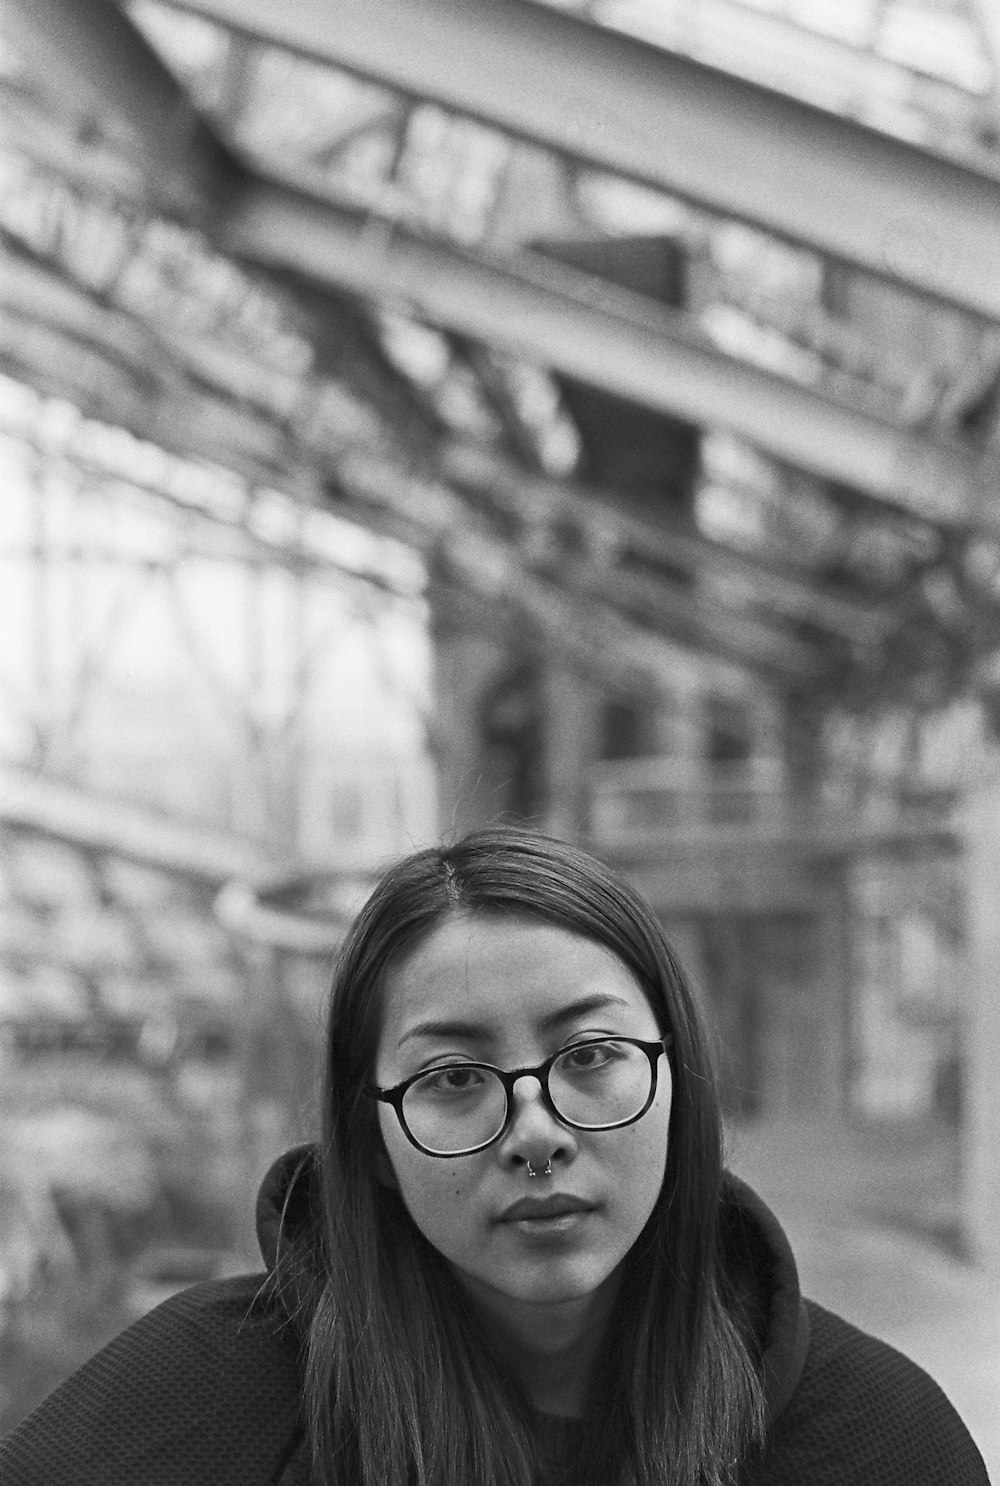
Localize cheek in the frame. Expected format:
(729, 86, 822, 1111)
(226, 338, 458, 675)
(657, 1061, 674, 1148)
(375, 1107, 403, 1190)
(622, 1078, 672, 1207)
(633, 1111, 670, 1183)
(378, 1113, 472, 1232)
(377, 1111, 435, 1198)
(392, 1170, 478, 1268)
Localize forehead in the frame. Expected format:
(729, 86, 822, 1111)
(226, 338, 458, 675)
(379, 914, 654, 1049)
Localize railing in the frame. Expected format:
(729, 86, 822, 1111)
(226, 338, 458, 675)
(588, 755, 960, 860)
(589, 756, 789, 847)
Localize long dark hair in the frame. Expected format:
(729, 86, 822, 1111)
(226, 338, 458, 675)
(281, 827, 765, 1486)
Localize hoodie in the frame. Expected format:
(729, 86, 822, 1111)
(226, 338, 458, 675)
(0, 1146, 988, 1485)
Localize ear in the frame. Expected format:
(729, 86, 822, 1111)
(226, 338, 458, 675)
(373, 1147, 399, 1190)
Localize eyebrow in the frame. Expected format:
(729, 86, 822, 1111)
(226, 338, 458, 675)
(396, 993, 634, 1049)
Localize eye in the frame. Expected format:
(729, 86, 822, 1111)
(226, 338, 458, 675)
(418, 1064, 489, 1096)
(557, 1039, 622, 1073)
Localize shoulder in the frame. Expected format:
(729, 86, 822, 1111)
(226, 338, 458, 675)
(754, 1300, 990, 1485)
(0, 1274, 308, 1486)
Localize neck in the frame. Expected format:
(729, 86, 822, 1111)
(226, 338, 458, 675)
(460, 1275, 620, 1416)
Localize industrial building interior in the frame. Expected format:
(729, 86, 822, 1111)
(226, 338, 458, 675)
(0, 0, 999, 1459)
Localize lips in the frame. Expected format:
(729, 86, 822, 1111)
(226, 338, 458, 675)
(499, 1194, 594, 1223)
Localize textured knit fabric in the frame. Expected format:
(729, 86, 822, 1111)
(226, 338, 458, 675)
(0, 1146, 989, 1485)
(534, 1412, 587, 1485)
(0, 1273, 312, 1486)
(747, 1301, 989, 1486)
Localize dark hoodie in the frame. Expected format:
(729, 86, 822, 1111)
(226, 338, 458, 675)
(0, 1147, 988, 1486)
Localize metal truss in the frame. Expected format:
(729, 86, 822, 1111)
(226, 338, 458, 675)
(0, 764, 271, 882)
(1, 0, 988, 528)
(438, 442, 888, 646)
(0, 303, 814, 694)
(223, 170, 982, 522)
(0, 377, 433, 846)
(0, 131, 893, 686)
(0, 221, 882, 687)
(5, 0, 1000, 708)
(155, 0, 1000, 320)
(5, 167, 999, 699)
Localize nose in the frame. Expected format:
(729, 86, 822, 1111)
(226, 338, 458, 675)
(497, 1071, 576, 1175)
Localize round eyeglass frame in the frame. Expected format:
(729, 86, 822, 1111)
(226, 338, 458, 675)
(368, 1033, 673, 1158)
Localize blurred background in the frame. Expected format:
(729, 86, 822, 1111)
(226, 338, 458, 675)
(0, 0, 998, 1470)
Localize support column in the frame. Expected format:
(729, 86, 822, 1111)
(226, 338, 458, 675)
(815, 868, 854, 1116)
(782, 688, 825, 801)
(781, 691, 851, 1114)
(430, 593, 526, 836)
(431, 590, 604, 841)
(540, 659, 598, 842)
(961, 752, 1000, 1269)
(431, 626, 498, 836)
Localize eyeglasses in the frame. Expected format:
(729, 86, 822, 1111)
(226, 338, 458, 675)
(369, 1034, 672, 1158)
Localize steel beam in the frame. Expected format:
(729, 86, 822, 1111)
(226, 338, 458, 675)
(0, 253, 291, 477)
(973, 2, 1000, 110)
(2, 243, 879, 656)
(336, 449, 822, 680)
(0, 0, 236, 218)
(440, 442, 887, 645)
(0, 765, 274, 884)
(165, 0, 1000, 322)
(3, 5, 985, 524)
(0, 257, 821, 682)
(221, 170, 982, 525)
(962, 764, 1000, 1267)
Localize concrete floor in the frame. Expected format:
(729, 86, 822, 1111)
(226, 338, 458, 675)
(729, 1117, 999, 1482)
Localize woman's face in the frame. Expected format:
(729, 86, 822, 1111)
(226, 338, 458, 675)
(374, 915, 672, 1323)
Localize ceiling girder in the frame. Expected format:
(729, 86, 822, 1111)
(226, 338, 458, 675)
(0, 249, 823, 683)
(221, 171, 981, 524)
(0, 0, 234, 216)
(0, 766, 275, 884)
(0, 250, 292, 477)
(973, 2, 1000, 110)
(0, 239, 885, 655)
(0, 148, 965, 630)
(336, 447, 824, 681)
(162, 0, 1000, 321)
(439, 442, 888, 646)
(3, 1, 985, 526)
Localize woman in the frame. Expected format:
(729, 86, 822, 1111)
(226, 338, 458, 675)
(0, 828, 988, 1485)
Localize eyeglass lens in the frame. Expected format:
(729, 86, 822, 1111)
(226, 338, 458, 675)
(400, 1038, 654, 1155)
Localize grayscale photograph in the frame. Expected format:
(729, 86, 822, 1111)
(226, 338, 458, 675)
(0, 1, 997, 1482)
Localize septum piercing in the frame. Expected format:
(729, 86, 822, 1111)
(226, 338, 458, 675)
(526, 1159, 553, 1179)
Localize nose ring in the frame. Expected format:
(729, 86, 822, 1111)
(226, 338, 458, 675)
(526, 1159, 553, 1179)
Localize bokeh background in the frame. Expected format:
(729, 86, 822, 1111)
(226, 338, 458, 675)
(0, 0, 998, 1472)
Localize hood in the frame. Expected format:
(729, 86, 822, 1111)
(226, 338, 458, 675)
(256, 1143, 317, 1278)
(255, 1146, 810, 1425)
(719, 1172, 811, 1421)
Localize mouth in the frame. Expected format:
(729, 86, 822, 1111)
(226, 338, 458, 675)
(499, 1195, 595, 1224)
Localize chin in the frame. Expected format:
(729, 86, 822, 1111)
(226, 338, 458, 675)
(501, 1257, 618, 1307)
